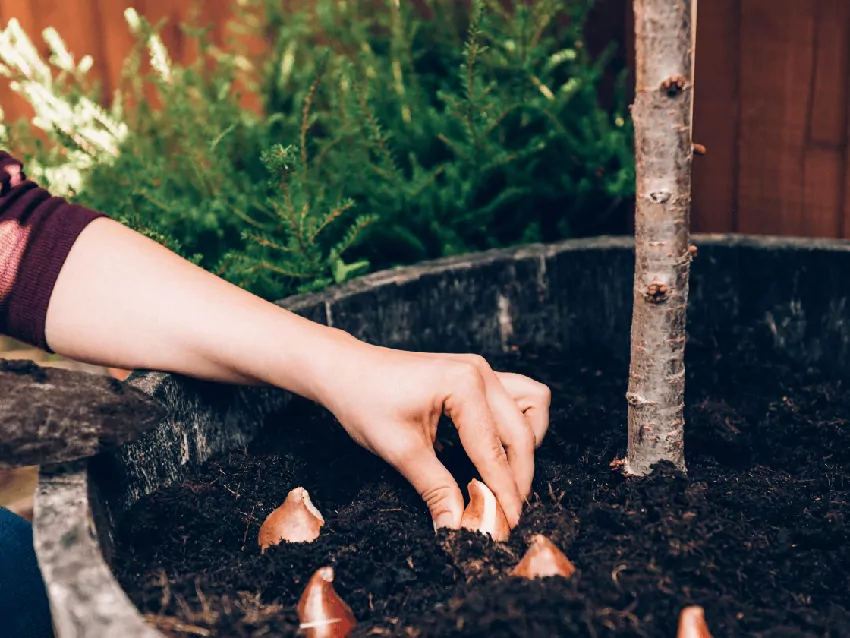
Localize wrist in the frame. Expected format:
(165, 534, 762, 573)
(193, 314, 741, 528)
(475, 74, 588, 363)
(224, 307, 369, 407)
(291, 325, 369, 407)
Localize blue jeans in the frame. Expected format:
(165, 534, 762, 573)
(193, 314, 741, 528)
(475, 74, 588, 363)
(0, 507, 54, 637)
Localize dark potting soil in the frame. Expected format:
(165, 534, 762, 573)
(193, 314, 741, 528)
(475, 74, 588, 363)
(112, 328, 850, 637)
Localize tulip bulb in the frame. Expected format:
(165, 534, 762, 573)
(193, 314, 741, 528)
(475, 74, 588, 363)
(258, 487, 324, 551)
(677, 606, 712, 638)
(512, 535, 576, 579)
(460, 479, 511, 542)
(297, 567, 357, 638)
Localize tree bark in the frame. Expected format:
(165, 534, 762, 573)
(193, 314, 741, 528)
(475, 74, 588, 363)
(625, 0, 696, 475)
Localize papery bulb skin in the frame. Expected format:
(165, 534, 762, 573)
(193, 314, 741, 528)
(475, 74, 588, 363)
(258, 487, 324, 551)
(460, 479, 511, 542)
(297, 567, 356, 638)
(512, 535, 576, 579)
(677, 606, 713, 638)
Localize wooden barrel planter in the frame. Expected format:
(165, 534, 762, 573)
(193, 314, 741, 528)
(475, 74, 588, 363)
(32, 235, 850, 637)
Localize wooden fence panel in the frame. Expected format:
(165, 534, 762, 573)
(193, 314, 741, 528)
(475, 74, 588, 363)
(738, 0, 814, 236)
(802, 0, 849, 238)
(3, 1, 850, 239)
(0, 0, 40, 123)
(93, 0, 146, 99)
(691, 0, 739, 234)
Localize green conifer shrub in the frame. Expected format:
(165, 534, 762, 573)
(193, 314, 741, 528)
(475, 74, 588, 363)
(1, 0, 633, 299)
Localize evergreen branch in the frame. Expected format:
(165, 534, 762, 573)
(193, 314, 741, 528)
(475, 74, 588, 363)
(299, 202, 310, 251)
(309, 199, 355, 243)
(281, 181, 306, 254)
(529, 1, 559, 49)
(481, 0, 512, 24)
(365, 160, 401, 182)
(348, 70, 399, 177)
(300, 74, 320, 167)
(248, 261, 314, 279)
(437, 133, 470, 161)
(459, 1, 488, 155)
(2, 0, 632, 299)
(270, 187, 306, 255)
(530, 74, 555, 100)
(484, 104, 524, 136)
(312, 136, 347, 171)
(243, 232, 293, 254)
(455, 186, 529, 224)
(514, 102, 568, 137)
(481, 151, 522, 172)
(137, 191, 176, 213)
(227, 203, 270, 231)
(210, 123, 237, 151)
(332, 214, 378, 257)
(407, 165, 445, 200)
(480, 140, 546, 173)
(215, 254, 235, 277)
(299, 55, 326, 203)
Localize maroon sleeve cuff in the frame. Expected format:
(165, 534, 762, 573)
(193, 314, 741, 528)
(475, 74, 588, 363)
(0, 153, 109, 353)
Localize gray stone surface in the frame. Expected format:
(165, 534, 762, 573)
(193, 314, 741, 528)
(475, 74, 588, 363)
(0, 359, 166, 468)
(32, 234, 850, 637)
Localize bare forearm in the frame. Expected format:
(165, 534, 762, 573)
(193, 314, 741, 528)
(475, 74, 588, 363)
(45, 218, 358, 402)
(42, 217, 551, 530)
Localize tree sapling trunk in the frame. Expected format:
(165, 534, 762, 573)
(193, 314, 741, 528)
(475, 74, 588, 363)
(625, 0, 698, 476)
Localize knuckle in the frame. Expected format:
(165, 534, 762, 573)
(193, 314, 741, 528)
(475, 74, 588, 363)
(463, 353, 490, 372)
(486, 435, 509, 462)
(448, 361, 486, 393)
(463, 419, 503, 457)
(535, 382, 552, 405)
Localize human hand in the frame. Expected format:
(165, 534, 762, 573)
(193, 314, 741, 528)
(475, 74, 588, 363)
(42, 217, 550, 529)
(314, 341, 551, 530)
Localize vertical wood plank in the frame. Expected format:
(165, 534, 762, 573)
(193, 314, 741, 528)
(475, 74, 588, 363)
(0, 0, 39, 46)
(202, 0, 231, 45)
(29, 0, 105, 78)
(803, 147, 843, 237)
(0, 0, 41, 123)
(802, 0, 850, 238)
(136, 1, 232, 107)
(737, 0, 815, 236)
(2, 0, 106, 123)
(139, 0, 188, 64)
(585, 0, 630, 110)
(133, 0, 189, 109)
(624, 0, 635, 100)
(141, 0, 227, 67)
(841, 6, 850, 237)
(691, 0, 739, 233)
(92, 0, 146, 103)
(808, 0, 850, 146)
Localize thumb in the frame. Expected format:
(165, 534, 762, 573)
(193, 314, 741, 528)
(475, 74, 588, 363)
(391, 444, 464, 530)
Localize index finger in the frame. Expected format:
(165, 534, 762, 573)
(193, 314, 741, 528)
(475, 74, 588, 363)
(442, 367, 523, 526)
(494, 371, 551, 448)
